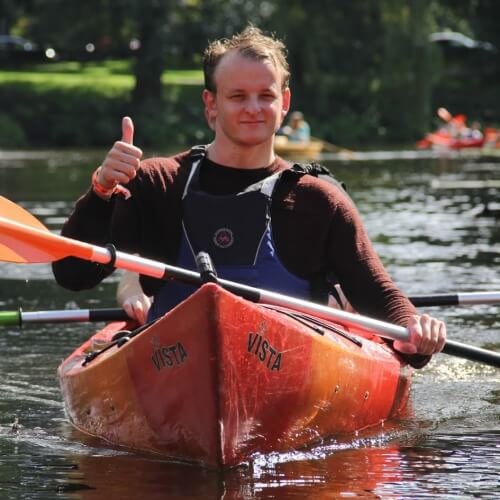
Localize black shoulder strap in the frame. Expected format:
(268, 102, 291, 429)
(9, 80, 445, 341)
(189, 144, 208, 161)
(288, 162, 348, 193)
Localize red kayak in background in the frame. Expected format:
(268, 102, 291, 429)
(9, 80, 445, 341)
(417, 107, 498, 150)
(416, 130, 485, 150)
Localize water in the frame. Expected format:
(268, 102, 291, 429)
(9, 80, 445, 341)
(0, 149, 499, 499)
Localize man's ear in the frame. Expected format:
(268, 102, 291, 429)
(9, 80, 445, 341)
(280, 87, 291, 124)
(202, 89, 217, 126)
(282, 87, 291, 114)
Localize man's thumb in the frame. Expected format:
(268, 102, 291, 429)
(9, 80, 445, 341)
(122, 116, 134, 144)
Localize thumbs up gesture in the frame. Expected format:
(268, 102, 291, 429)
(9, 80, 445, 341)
(95, 116, 143, 193)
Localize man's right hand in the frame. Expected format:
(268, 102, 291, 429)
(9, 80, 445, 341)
(117, 270, 152, 325)
(96, 116, 143, 190)
(122, 292, 152, 326)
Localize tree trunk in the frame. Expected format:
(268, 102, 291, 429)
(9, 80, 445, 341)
(131, 0, 170, 143)
(409, 0, 434, 138)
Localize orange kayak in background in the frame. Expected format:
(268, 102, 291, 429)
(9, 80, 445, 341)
(58, 283, 412, 468)
(416, 109, 500, 151)
(416, 130, 485, 150)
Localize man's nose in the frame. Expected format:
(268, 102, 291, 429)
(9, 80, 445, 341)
(244, 96, 261, 113)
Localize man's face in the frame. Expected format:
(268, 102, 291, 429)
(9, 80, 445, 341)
(203, 51, 290, 147)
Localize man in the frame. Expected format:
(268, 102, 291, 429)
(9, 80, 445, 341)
(279, 111, 311, 142)
(52, 26, 446, 366)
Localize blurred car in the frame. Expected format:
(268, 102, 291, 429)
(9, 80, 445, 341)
(430, 31, 496, 51)
(0, 35, 57, 62)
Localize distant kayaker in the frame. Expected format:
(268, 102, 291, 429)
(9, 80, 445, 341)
(436, 107, 484, 140)
(463, 120, 483, 140)
(53, 25, 446, 366)
(278, 111, 311, 142)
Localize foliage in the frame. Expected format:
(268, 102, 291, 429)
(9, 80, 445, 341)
(14, 0, 138, 59)
(0, 111, 26, 147)
(1, 0, 499, 148)
(0, 67, 208, 148)
(431, 0, 500, 126)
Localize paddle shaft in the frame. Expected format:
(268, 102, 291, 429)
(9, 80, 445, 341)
(1, 213, 499, 367)
(3, 292, 497, 327)
(311, 136, 353, 154)
(87, 246, 500, 367)
(0, 308, 129, 327)
(410, 292, 500, 307)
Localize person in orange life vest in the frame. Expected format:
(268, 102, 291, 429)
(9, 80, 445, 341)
(52, 26, 446, 365)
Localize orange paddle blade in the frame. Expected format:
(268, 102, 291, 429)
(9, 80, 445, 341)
(0, 196, 94, 263)
(0, 196, 47, 230)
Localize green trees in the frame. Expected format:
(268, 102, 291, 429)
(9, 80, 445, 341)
(1, 0, 498, 148)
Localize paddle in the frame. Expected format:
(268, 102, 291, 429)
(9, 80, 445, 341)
(0, 195, 499, 368)
(312, 136, 354, 155)
(4, 291, 498, 327)
(410, 292, 500, 307)
(0, 307, 129, 327)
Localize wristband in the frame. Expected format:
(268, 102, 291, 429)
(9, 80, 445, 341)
(91, 168, 131, 200)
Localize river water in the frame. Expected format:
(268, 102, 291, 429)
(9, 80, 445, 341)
(0, 149, 499, 499)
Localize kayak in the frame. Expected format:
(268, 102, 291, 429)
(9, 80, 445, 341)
(274, 135, 324, 159)
(416, 131, 485, 150)
(58, 283, 412, 468)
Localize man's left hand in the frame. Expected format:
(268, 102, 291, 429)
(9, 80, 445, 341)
(394, 314, 446, 355)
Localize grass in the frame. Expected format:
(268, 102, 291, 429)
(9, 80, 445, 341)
(0, 59, 204, 93)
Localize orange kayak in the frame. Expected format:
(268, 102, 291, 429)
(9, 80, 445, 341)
(416, 131, 485, 150)
(58, 283, 412, 468)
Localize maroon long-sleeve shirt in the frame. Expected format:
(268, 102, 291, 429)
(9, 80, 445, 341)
(52, 150, 429, 367)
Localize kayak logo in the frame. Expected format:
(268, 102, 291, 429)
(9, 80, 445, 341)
(247, 332, 282, 371)
(213, 228, 234, 249)
(151, 341, 188, 371)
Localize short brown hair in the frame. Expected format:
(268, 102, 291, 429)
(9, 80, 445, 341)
(203, 26, 290, 92)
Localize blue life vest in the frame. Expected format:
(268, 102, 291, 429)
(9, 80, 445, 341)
(147, 152, 312, 321)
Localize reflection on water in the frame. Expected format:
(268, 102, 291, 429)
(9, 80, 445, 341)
(2, 422, 498, 499)
(0, 151, 499, 499)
